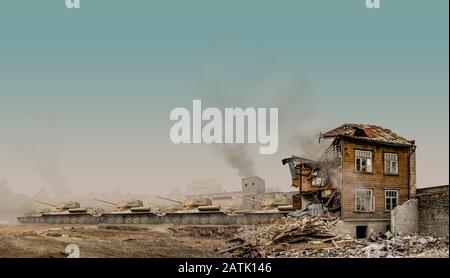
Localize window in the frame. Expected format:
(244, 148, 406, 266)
(355, 189, 374, 212)
(355, 150, 372, 173)
(385, 190, 398, 211)
(252, 182, 255, 186)
(384, 153, 398, 175)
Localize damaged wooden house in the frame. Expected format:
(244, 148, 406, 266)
(283, 124, 416, 238)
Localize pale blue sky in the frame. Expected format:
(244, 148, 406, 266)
(0, 0, 448, 195)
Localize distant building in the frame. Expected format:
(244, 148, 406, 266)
(241, 176, 265, 194)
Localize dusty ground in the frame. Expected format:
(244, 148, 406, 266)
(1, 221, 447, 258)
(0, 224, 238, 258)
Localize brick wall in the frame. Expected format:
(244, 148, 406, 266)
(416, 185, 449, 237)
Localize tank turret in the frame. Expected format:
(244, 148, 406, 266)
(261, 195, 291, 207)
(156, 196, 213, 210)
(183, 197, 212, 208)
(237, 196, 293, 211)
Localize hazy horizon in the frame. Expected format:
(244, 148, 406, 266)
(0, 0, 448, 197)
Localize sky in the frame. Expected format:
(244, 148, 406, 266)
(0, 0, 448, 196)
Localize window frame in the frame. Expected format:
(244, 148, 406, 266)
(354, 188, 375, 212)
(385, 189, 399, 211)
(384, 153, 398, 175)
(355, 150, 373, 173)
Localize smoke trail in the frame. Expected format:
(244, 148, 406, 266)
(219, 144, 255, 177)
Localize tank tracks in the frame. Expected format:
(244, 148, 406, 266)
(17, 211, 288, 225)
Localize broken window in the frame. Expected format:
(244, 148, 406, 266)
(355, 150, 372, 173)
(385, 190, 398, 211)
(384, 153, 398, 175)
(355, 189, 374, 212)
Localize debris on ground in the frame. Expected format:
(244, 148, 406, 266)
(168, 225, 240, 239)
(220, 216, 449, 258)
(288, 203, 329, 217)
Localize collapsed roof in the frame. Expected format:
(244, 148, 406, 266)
(320, 124, 415, 148)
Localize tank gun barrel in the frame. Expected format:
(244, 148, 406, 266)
(34, 200, 56, 207)
(98, 203, 116, 208)
(156, 196, 183, 204)
(94, 198, 117, 206)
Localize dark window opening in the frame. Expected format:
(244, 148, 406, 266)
(386, 225, 391, 232)
(356, 226, 367, 239)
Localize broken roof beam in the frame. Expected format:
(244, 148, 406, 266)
(318, 140, 341, 168)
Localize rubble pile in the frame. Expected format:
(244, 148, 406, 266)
(278, 234, 449, 258)
(221, 215, 340, 257)
(272, 216, 338, 244)
(220, 216, 449, 258)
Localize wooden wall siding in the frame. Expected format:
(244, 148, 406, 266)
(340, 139, 411, 220)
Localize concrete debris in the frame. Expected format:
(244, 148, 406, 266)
(288, 203, 328, 217)
(383, 230, 393, 240)
(220, 216, 449, 258)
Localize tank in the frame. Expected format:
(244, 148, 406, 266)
(17, 200, 99, 224)
(232, 196, 293, 225)
(94, 199, 162, 225)
(156, 196, 237, 225)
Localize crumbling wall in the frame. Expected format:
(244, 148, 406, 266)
(416, 185, 449, 237)
(391, 199, 419, 235)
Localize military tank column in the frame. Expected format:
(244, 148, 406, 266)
(16, 195, 293, 225)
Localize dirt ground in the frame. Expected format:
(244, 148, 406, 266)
(0, 224, 238, 258)
(1, 222, 447, 258)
